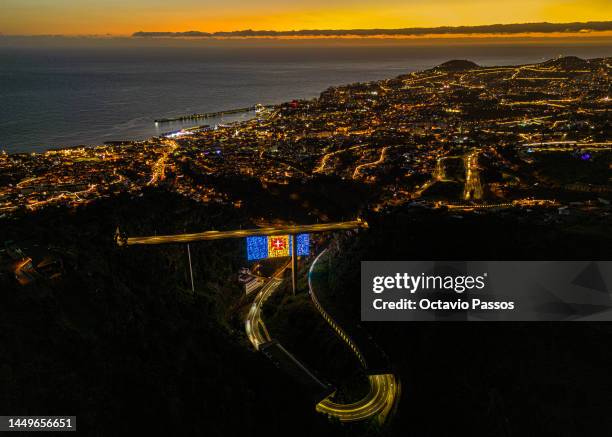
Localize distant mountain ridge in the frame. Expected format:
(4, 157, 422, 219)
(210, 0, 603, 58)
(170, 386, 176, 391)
(427, 56, 601, 72)
(133, 21, 612, 38)
(435, 60, 481, 71)
(541, 56, 592, 69)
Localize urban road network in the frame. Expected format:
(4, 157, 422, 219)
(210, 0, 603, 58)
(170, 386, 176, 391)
(117, 218, 399, 423)
(6, 55, 607, 425)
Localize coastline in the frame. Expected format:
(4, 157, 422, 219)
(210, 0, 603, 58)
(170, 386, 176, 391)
(2, 49, 611, 154)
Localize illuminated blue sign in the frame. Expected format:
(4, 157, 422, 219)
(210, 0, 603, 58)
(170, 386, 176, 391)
(246, 234, 310, 261)
(246, 236, 268, 261)
(295, 234, 310, 257)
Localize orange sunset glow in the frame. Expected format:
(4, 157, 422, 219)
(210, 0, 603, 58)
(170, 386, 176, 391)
(1, 0, 611, 36)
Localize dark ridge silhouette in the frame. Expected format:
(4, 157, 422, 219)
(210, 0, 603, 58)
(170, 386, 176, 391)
(132, 20, 612, 38)
(541, 55, 591, 69)
(436, 59, 481, 71)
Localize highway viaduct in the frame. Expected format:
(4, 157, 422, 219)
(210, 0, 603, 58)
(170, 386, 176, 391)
(115, 219, 368, 294)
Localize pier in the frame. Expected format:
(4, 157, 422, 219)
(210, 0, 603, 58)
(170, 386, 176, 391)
(154, 104, 271, 124)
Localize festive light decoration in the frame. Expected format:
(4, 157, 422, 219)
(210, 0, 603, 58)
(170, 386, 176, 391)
(246, 234, 310, 261)
(268, 235, 290, 258)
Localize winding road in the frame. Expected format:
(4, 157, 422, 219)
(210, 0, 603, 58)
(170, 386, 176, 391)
(244, 249, 399, 423)
(245, 261, 289, 350)
(308, 249, 399, 423)
(116, 219, 398, 423)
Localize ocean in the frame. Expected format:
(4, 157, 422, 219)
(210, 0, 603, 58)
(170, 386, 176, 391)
(1, 39, 610, 153)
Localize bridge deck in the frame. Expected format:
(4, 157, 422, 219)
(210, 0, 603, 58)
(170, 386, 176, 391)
(117, 220, 367, 246)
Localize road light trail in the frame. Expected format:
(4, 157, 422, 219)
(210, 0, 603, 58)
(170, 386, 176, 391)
(308, 250, 367, 369)
(435, 155, 462, 182)
(519, 141, 612, 152)
(352, 146, 389, 179)
(463, 150, 483, 201)
(438, 198, 559, 210)
(117, 220, 368, 246)
(245, 261, 290, 349)
(413, 155, 459, 198)
(308, 249, 399, 423)
(148, 139, 178, 185)
(497, 115, 555, 126)
(314, 144, 370, 174)
(119, 219, 394, 422)
(434, 156, 445, 181)
(244, 249, 399, 423)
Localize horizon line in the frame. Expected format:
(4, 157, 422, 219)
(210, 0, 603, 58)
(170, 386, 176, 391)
(2, 20, 612, 38)
(133, 20, 612, 38)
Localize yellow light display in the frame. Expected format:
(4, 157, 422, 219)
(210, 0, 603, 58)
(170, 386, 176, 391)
(268, 235, 290, 258)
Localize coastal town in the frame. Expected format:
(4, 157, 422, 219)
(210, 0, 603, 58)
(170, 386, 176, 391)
(4, 0, 612, 431)
(1, 56, 610, 221)
(1, 40, 611, 437)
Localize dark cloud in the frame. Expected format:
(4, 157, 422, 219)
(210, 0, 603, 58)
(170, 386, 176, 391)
(133, 21, 612, 38)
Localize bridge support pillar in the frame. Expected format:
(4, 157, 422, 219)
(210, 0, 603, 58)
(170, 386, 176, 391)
(291, 234, 298, 295)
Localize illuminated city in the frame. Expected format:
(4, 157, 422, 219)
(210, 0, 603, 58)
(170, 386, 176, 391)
(0, 12, 611, 435)
(2, 56, 610, 220)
